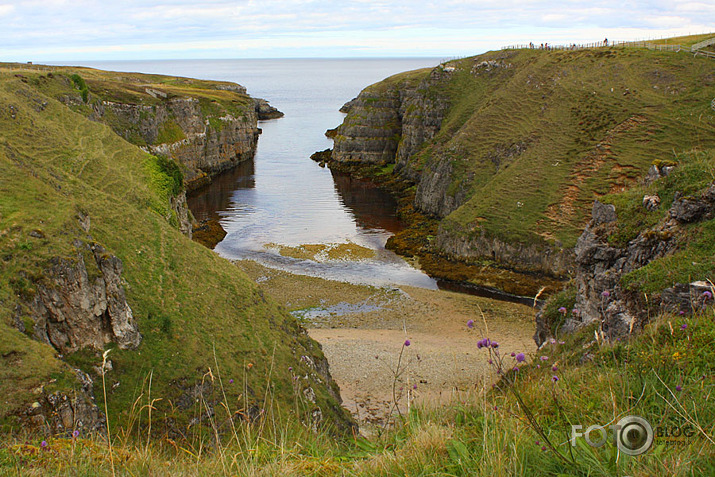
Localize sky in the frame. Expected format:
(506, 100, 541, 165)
(0, 1, 713, 61)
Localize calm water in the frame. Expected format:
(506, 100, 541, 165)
(76, 58, 440, 288)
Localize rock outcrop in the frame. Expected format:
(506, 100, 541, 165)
(535, 184, 715, 345)
(90, 97, 261, 191)
(28, 241, 141, 354)
(332, 68, 448, 169)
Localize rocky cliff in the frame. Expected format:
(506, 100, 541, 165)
(327, 47, 715, 289)
(534, 157, 715, 345)
(0, 64, 353, 437)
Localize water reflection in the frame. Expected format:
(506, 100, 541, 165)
(331, 170, 402, 234)
(187, 160, 255, 222)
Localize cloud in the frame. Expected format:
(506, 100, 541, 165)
(0, 0, 712, 60)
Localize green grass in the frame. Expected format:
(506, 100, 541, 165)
(3, 305, 713, 475)
(339, 36, 715, 252)
(0, 67, 348, 435)
(599, 148, 715, 293)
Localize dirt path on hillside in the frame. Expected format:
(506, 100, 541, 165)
(236, 260, 537, 431)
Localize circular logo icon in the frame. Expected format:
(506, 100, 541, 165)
(616, 416, 653, 456)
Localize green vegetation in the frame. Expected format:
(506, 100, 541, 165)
(600, 148, 715, 293)
(70, 73, 89, 103)
(356, 37, 715, 251)
(2, 305, 712, 475)
(0, 65, 347, 436)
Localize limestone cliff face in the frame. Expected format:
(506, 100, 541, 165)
(28, 241, 141, 354)
(332, 68, 448, 170)
(435, 225, 574, 277)
(90, 96, 260, 191)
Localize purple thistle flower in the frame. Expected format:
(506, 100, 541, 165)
(535, 440, 540, 445)
(413, 384, 417, 390)
(675, 385, 682, 392)
(72, 430, 80, 438)
(540, 356, 549, 361)
(536, 364, 541, 369)
(552, 365, 558, 372)
(229, 378, 234, 384)
(552, 375, 559, 382)
(513, 366, 519, 372)
(572, 308, 580, 315)
(404, 339, 411, 347)
(488, 359, 493, 365)
(703, 291, 712, 299)
(40, 440, 47, 449)
(558, 306, 567, 314)
(494, 405, 498, 411)
(541, 446, 547, 451)
(678, 310, 686, 316)
(491, 341, 499, 348)
(510, 352, 516, 357)
(681, 324, 687, 330)
(601, 290, 611, 298)
(516, 353, 525, 363)
(559, 341, 565, 345)
(467, 319, 474, 328)
(549, 338, 556, 344)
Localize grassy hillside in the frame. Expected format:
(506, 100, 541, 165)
(0, 66, 350, 436)
(415, 43, 715, 248)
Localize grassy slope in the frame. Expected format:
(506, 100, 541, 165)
(3, 306, 713, 476)
(391, 41, 715, 248)
(2, 62, 255, 148)
(0, 68, 346, 434)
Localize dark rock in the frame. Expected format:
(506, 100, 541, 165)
(191, 219, 227, 249)
(591, 200, 617, 226)
(254, 98, 284, 120)
(670, 194, 708, 223)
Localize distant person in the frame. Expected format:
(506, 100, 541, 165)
(604, 38, 608, 46)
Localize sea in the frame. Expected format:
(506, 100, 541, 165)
(59, 58, 442, 288)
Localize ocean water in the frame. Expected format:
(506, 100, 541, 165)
(69, 58, 441, 288)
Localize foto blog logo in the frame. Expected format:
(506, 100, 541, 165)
(571, 415, 654, 456)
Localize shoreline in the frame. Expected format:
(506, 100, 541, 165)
(235, 259, 536, 431)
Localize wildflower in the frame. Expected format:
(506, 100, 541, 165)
(413, 384, 417, 390)
(678, 310, 686, 316)
(549, 338, 556, 344)
(704, 291, 712, 300)
(535, 440, 540, 445)
(477, 338, 491, 349)
(491, 341, 499, 348)
(513, 367, 519, 372)
(558, 306, 567, 314)
(467, 319, 474, 328)
(541, 446, 547, 451)
(552, 375, 559, 382)
(536, 364, 540, 369)
(675, 385, 682, 392)
(572, 308, 580, 315)
(72, 430, 80, 438)
(510, 352, 516, 357)
(229, 378, 234, 384)
(488, 359, 493, 365)
(404, 339, 411, 347)
(680, 324, 687, 330)
(494, 406, 498, 411)
(40, 440, 48, 449)
(601, 290, 610, 298)
(552, 365, 558, 372)
(515, 353, 525, 363)
(540, 356, 549, 361)
(559, 341, 565, 345)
